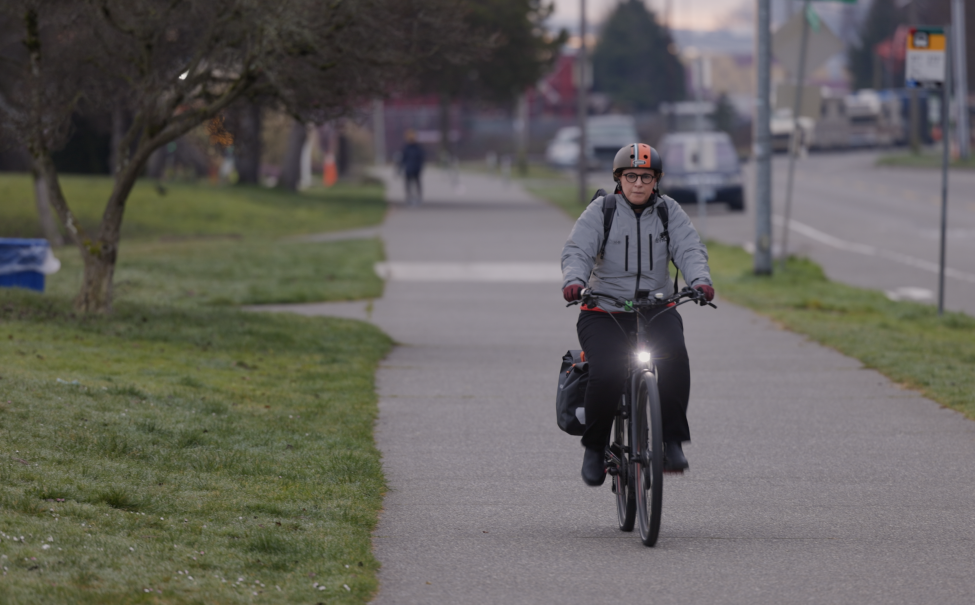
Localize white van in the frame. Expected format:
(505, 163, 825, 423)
(657, 131, 745, 211)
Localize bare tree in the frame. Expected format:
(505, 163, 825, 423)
(0, 0, 475, 313)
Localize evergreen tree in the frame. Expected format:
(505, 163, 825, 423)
(592, 0, 685, 111)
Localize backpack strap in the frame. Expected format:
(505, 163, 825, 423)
(654, 197, 680, 292)
(595, 190, 614, 259)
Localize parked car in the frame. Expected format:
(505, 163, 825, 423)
(657, 131, 745, 211)
(545, 115, 640, 169)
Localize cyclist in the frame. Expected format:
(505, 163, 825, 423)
(561, 143, 715, 486)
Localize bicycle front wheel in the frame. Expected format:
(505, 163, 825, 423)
(611, 409, 635, 532)
(632, 372, 663, 547)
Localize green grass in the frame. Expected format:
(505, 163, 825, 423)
(459, 160, 569, 181)
(47, 238, 384, 307)
(0, 175, 393, 602)
(0, 291, 391, 604)
(876, 150, 975, 170)
(0, 174, 387, 240)
(530, 184, 975, 420)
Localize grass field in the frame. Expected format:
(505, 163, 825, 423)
(0, 174, 387, 240)
(529, 184, 975, 421)
(876, 150, 975, 170)
(0, 175, 391, 603)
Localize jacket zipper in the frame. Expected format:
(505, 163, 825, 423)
(625, 236, 629, 271)
(634, 214, 642, 294)
(648, 232, 653, 271)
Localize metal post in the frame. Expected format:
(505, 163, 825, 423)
(952, 0, 969, 159)
(515, 92, 529, 176)
(779, 0, 812, 270)
(577, 0, 588, 204)
(754, 0, 773, 275)
(938, 32, 952, 315)
(694, 54, 707, 239)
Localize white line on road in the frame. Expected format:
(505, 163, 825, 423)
(374, 262, 562, 282)
(772, 215, 975, 285)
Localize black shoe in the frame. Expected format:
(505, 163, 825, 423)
(581, 447, 606, 486)
(663, 441, 688, 473)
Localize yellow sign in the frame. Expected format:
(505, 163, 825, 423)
(906, 27, 946, 85)
(908, 30, 946, 51)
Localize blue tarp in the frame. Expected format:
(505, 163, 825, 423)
(0, 238, 58, 276)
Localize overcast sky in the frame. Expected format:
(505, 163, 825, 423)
(548, 0, 754, 33)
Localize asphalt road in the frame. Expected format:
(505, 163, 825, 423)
(623, 150, 975, 315)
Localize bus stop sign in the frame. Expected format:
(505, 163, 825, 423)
(905, 27, 946, 87)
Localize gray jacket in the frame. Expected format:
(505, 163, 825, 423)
(561, 193, 712, 312)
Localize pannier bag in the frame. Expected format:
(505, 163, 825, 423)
(556, 350, 588, 435)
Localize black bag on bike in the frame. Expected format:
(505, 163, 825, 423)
(556, 350, 588, 436)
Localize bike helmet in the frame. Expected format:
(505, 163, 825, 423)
(612, 143, 662, 179)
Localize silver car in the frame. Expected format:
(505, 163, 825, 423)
(545, 116, 640, 170)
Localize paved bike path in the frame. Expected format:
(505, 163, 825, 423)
(273, 168, 975, 603)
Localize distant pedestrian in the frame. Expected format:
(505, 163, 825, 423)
(400, 130, 425, 205)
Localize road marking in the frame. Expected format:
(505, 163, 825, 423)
(885, 287, 934, 302)
(771, 215, 975, 285)
(374, 262, 562, 282)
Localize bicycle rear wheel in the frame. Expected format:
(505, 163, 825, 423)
(632, 372, 663, 546)
(611, 406, 635, 532)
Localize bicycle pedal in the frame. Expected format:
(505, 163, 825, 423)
(606, 466, 619, 476)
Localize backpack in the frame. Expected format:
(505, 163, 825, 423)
(593, 189, 679, 292)
(556, 350, 588, 435)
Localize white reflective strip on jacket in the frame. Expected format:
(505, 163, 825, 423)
(560, 193, 712, 312)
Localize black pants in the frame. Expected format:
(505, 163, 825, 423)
(577, 309, 691, 451)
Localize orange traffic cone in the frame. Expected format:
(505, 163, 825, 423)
(323, 153, 338, 187)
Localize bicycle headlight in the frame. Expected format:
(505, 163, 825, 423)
(637, 351, 651, 363)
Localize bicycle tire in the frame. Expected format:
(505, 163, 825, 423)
(633, 371, 663, 547)
(611, 409, 636, 532)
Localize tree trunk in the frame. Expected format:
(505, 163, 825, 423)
(438, 95, 452, 164)
(234, 102, 262, 184)
(32, 168, 64, 245)
(75, 252, 116, 314)
(32, 151, 114, 313)
(278, 121, 306, 191)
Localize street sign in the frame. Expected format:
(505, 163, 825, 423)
(905, 27, 946, 86)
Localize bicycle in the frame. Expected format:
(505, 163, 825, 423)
(568, 286, 716, 546)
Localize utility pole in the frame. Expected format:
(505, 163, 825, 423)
(952, 0, 969, 159)
(693, 53, 708, 239)
(754, 0, 773, 275)
(577, 0, 588, 204)
(779, 0, 812, 270)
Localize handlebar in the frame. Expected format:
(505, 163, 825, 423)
(567, 286, 716, 311)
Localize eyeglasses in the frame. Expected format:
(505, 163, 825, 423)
(622, 172, 656, 184)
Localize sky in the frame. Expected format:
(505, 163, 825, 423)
(548, 0, 755, 34)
